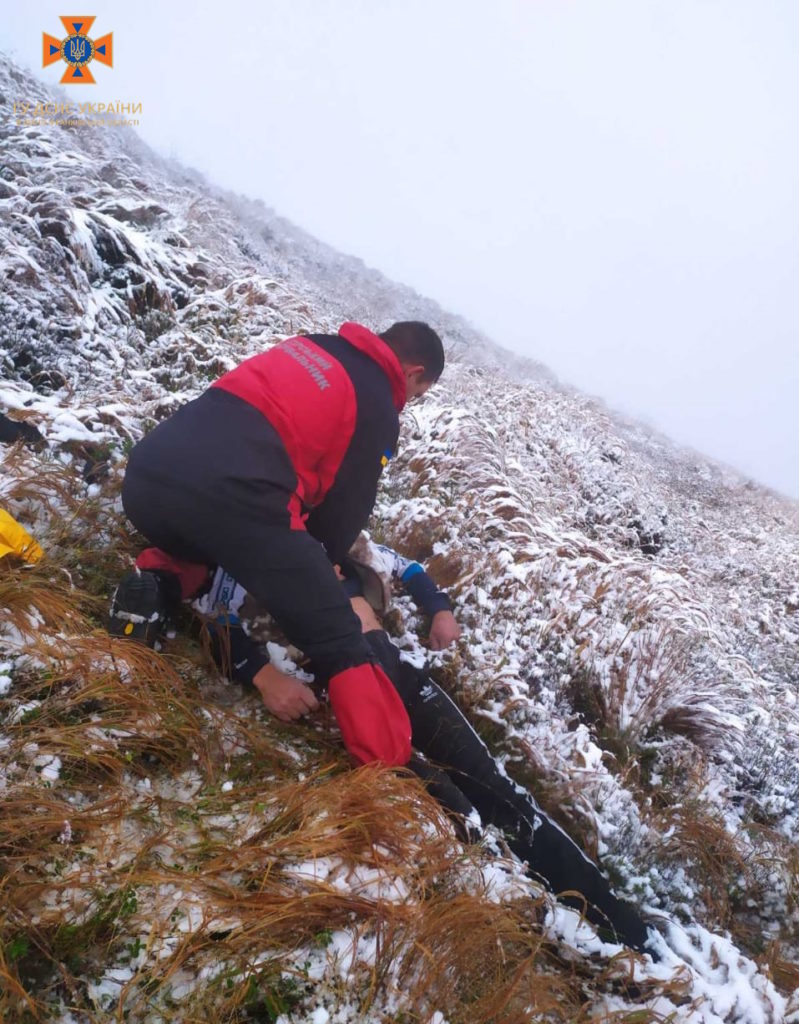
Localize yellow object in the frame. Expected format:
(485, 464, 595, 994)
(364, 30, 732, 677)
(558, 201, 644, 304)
(124, 622, 133, 635)
(0, 508, 44, 564)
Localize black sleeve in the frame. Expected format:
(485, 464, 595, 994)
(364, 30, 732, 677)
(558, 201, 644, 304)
(306, 423, 398, 566)
(208, 621, 270, 687)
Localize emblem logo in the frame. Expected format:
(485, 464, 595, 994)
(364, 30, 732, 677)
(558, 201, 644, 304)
(42, 16, 113, 85)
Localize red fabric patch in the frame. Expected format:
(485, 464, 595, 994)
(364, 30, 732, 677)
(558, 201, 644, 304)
(287, 492, 309, 532)
(135, 548, 210, 599)
(328, 662, 412, 766)
(213, 336, 357, 508)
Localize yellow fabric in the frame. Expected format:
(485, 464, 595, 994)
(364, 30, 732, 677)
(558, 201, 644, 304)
(0, 508, 43, 564)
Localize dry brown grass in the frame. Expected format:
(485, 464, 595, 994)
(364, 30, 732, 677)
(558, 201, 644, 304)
(759, 941, 799, 997)
(0, 560, 88, 636)
(639, 785, 799, 977)
(1, 445, 83, 511)
(1, 444, 143, 604)
(661, 805, 748, 923)
(1, 627, 678, 1024)
(0, 750, 604, 1023)
(0, 456, 731, 1023)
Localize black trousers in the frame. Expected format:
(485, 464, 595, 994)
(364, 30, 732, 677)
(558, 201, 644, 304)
(362, 631, 650, 951)
(122, 389, 369, 676)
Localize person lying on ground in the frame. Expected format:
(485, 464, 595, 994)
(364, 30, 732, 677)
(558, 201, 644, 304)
(345, 534, 462, 652)
(191, 550, 657, 959)
(109, 320, 445, 766)
(187, 536, 460, 719)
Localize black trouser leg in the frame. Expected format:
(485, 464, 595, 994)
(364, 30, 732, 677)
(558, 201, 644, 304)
(195, 524, 370, 674)
(406, 753, 478, 842)
(362, 631, 650, 950)
(121, 395, 369, 675)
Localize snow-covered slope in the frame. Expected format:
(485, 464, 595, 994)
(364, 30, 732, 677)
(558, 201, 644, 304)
(1, 57, 797, 1023)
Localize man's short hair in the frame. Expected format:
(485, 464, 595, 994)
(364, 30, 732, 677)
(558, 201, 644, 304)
(379, 322, 445, 382)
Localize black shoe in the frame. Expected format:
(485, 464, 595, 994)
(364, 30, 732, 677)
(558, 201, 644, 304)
(108, 569, 168, 647)
(604, 897, 660, 960)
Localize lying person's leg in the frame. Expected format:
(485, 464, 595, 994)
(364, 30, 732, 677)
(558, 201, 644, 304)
(361, 629, 652, 954)
(407, 752, 477, 836)
(407, 672, 650, 950)
(200, 579, 652, 952)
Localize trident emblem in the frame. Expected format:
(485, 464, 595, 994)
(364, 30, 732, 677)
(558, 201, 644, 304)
(67, 36, 88, 63)
(42, 16, 113, 85)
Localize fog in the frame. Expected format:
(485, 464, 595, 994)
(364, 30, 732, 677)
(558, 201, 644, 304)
(5, 1, 799, 497)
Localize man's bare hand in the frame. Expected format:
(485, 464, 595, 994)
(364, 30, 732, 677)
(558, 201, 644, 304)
(252, 663, 319, 722)
(429, 610, 461, 650)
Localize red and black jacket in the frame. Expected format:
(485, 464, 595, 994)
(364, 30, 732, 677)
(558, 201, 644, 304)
(212, 322, 406, 565)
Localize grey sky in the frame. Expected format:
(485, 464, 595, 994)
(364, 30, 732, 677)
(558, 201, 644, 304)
(5, 2, 799, 497)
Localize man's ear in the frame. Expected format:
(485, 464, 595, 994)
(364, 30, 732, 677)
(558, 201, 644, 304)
(403, 363, 426, 381)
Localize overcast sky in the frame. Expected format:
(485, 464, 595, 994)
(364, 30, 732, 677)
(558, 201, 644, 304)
(5, 2, 799, 498)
